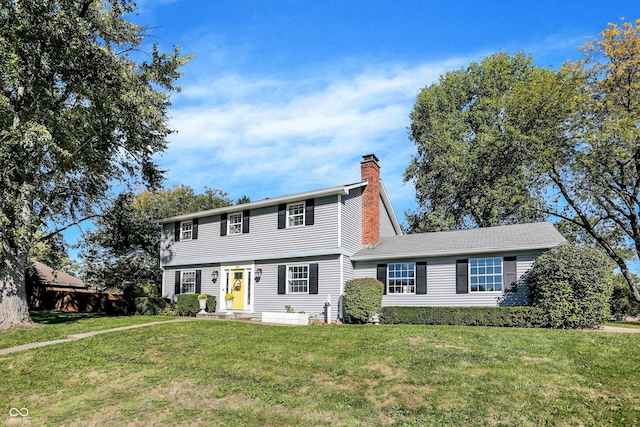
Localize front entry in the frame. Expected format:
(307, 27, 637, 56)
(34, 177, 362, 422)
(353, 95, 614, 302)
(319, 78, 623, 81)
(230, 269, 245, 310)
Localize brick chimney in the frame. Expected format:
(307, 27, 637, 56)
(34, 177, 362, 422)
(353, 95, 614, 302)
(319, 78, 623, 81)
(361, 154, 381, 248)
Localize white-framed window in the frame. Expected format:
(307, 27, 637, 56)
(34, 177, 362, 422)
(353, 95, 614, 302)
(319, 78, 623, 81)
(287, 202, 305, 227)
(470, 258, 502, 292)
(181, 220, 193, 241)
(388, 263, 415, 294)
(288, 265, 308, 293)
(228, 212, 243, 235)
(181, 271, 196, 294)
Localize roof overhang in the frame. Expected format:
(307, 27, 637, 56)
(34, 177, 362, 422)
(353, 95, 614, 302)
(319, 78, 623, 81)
(351, 243, 562, 262)
(154, 183, 367, 224)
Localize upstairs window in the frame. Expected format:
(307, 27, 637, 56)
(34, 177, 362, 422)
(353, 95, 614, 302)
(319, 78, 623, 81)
(470, 258, 502, 292)
(228, 213, 243, 235)
(387, 263, 415, 294)
(181, 220, 193, 241)
(287, 202, 305, 227)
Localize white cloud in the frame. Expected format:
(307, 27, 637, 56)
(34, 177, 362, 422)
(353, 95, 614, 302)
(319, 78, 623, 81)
(160, 57, 472, 219)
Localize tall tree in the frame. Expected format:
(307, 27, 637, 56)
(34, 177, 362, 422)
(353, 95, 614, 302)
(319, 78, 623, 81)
(80, 186, 232, 292)
(508, 19, 640, 301)
(405, 19, 640, 300)
(0, 0, 190, 326)
(404, 52, 547, 232)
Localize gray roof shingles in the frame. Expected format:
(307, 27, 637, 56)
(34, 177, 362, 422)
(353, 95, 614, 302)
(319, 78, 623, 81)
(351, 222, 567, 261)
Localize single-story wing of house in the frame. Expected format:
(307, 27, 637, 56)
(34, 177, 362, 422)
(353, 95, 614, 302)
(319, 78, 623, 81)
(155, 154, 567, 320)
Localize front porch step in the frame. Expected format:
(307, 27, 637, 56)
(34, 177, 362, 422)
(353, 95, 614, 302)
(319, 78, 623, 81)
(196, 311, 254, 320)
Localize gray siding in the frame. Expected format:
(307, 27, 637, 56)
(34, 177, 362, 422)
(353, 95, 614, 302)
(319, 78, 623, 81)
(161, 195, 340, 267)
(340, 187, 362, 254)
(163, 264, 221, 308)
(353, 251, 543, 307)
(254, 255, 341, 320)
(379, 198, 398, 237)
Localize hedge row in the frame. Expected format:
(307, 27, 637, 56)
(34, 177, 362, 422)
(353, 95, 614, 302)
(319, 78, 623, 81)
(379, 306, 546, 328)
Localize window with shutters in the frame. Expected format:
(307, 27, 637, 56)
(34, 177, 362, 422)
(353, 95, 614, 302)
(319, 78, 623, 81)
(180, 220, 193, 241)
(388, 263, 415, 294)
(181, 271, 196, 293)
(469, 258, 502, 292)
(288, 265, 308, 293)
(287, 202, 305, 227)
(228, 212, 243, 235)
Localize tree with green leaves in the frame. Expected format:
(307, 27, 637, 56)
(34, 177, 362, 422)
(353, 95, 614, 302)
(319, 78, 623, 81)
(405, 19, 640, 301)
(80, 186, 232, 293)
(0, 0, 191, 326)
(404, 52, 547, 232)
(508, 19, 640, 301)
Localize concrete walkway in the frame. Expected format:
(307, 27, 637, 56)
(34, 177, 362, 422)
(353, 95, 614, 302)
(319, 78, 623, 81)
(0, 318, 196, 356)
(598, 326, 640, 333)
(1, 320, 639, 356)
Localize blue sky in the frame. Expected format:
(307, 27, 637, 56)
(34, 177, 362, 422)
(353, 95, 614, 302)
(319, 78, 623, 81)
(67, 0, 639, 257)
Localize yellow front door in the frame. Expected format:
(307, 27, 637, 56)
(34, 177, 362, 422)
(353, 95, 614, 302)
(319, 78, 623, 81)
(231, 269, 244, 310)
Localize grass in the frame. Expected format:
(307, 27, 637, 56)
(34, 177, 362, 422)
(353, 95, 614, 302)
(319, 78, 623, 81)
(0, 310, 171, 350)
(1, 319, 639, 426)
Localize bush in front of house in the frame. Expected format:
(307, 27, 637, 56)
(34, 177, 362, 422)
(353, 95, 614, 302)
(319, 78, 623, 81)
(343, 278, 384, 324)
(526, 244, 614, 329)
(379, 306, 545, 327)
(175, 294, 216, 316)
(133, 297, 170, 315)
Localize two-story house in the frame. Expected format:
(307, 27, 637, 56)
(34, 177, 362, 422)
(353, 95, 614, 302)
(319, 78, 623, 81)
(156, 154, 566, 320)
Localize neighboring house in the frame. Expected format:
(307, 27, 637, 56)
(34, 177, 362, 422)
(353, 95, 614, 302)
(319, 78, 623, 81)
(156, 154, 566, 320)
(32, 260, 89, 293)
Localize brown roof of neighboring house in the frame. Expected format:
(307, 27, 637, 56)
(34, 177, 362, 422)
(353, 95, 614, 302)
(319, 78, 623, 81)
(33, 260, 87, 290)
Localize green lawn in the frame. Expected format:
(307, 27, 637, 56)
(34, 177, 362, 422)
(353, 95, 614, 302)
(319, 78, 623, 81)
(0, 310, 170, 350)
(1, 320, 639, 426)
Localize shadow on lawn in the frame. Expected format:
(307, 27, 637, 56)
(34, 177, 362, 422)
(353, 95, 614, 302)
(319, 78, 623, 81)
(30, 310, 110, 325)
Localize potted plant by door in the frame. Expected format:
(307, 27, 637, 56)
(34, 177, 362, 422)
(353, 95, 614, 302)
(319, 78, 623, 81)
(224, 293, 234, 310)
(198, 294, 208, 314)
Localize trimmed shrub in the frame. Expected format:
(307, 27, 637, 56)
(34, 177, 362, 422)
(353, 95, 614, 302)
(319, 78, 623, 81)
(380, 306, 545, 327)
(343, 278, 384, 324)
(175, 294, 216, 316)
(133, 297, 169, 315)
(526, 244, 614, 329)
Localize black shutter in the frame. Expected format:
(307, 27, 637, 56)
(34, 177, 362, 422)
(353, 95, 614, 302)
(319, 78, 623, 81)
(377, 264, 387, 295)
(243, 210, 250, 234)
(305, 199, 315, 226)
(503, 256, 517, 292)
(175, 270, 181, 295)
(278, 204, 286, 229)
(174, 222, 180, 242)
(220, 213, 227, 236)
(456, 259, 468, 294)
(195, 270, 202, 294)
(192, 218, 199, 240)
(277, 265, 286, 294)
(309, 263, 318, 294)
(416, 262, 427, 295)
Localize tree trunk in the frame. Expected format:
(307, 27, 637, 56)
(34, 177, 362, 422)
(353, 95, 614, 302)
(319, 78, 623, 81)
(0, 247, 31, 327)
